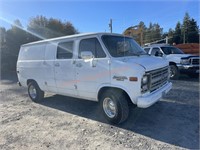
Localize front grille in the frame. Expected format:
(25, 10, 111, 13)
(191, 58, 199, 65)
(147, 66, 169, 92)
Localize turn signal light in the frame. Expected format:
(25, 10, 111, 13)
(129, 77, 138, 81)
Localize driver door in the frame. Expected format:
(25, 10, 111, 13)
(75, 37, 110, 100)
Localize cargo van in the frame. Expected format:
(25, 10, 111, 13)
(17, 33, 172, 124)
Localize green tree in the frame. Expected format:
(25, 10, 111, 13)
(0, 27, 6, 46)
(27, 15, 49, 41)
(144, 22, 152, 43)
(181, 12, 199, 43)
(168, 28, 174, 44)
(27, 15, 79, 42)
(153, 23, 163, 41)
(188, 18, 199, 43)
(173, 21, 182, 44)
(182, 12, 190, 43)
(5, 20, 27, 73)
(144, 22, 163, 44)
(138, 21, 146, 45)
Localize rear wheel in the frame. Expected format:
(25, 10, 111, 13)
(100, 89, 129, 124)
(170, 65, 179, 80)
(28, 82, 44, 102)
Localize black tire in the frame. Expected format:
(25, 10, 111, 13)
(28, 81, 44, 102)
(170, 65, 179, 80)
(100, 89, 129, 124)
(188, 73, 199, 78)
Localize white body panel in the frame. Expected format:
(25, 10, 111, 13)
(44, 43, 57, 92)
(17, 33, 172, 108)
(165, 54, 191, 64)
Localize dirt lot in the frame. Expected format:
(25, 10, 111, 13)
(0, 75, 199, 150)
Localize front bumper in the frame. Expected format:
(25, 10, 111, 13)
(137, 82, 172, 108)
(177, 64, 199, 74)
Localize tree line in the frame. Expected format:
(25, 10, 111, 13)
(137, 12, 199, 45)
(0, 15, 79, 75)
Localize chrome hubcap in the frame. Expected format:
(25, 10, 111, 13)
(103, 98, 116, 118)
(29, 85, 37, 99)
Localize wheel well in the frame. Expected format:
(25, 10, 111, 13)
(27, 79, 36, 86)
(169, 62, 177, 66)
(98, 87, 132, 105)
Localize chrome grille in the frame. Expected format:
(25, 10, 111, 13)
(147, 66, 169, 92)
(191, 58, 199, 65)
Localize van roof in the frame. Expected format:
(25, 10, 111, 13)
(22, 32, 125, 47)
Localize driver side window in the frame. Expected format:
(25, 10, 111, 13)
(79, 38, 106, 58)
(151, 48, 161, 56)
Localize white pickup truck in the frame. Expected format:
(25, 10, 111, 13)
(144, 44, 199, 79)
(17, 33, 172, 124)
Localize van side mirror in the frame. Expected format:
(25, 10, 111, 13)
(80, 51, 94, 60)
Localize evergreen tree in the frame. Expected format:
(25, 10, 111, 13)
(144, 22, 163, 44)
(173, 21, 182, 44)
(168, 28, 174, 44)
(5, 20, 27, 72)
(188, 18, 199, 43)
(182, 12, 190, 43)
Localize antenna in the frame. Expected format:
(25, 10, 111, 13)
(109, 19, 112, 33)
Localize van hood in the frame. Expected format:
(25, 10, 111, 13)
(117, 56, 168, 71)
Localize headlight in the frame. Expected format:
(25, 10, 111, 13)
(142, 75, 148, 84)
(180, 59, 190, 65)
(141, 75, 149, 93)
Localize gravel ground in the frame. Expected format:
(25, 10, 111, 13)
(0, 75, 199, 150)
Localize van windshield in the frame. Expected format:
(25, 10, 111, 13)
(102, 35, 147, 57)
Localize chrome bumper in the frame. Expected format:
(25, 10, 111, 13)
(137, 82, 172, 108)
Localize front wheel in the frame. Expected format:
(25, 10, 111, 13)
(188, 73, 199, 78)
(28, 82, 44, 102)
(170, 65, 179, 80)
(100, 89, 129, 124)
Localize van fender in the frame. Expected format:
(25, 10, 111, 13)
(96, 83, 135, 104)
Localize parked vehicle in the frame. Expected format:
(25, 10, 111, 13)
(144, 44, 199, 79)
(17, 33, 172, 124)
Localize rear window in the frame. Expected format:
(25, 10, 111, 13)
(18, 44, 45, 60)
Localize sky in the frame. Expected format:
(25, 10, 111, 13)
(0, 0, 199, 34)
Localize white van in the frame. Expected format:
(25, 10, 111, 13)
(17, 33, 172, 124)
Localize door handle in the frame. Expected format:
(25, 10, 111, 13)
(76, 63, 82, 67)
(55, 63, 60, 67)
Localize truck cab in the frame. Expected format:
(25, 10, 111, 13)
(144, 44, 199, 79)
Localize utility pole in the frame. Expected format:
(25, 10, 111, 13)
(109, 19, 112, 33)
(140, 27, 143, 46)
(166, 36, 168, 44)
(183, 28, 185, 44)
